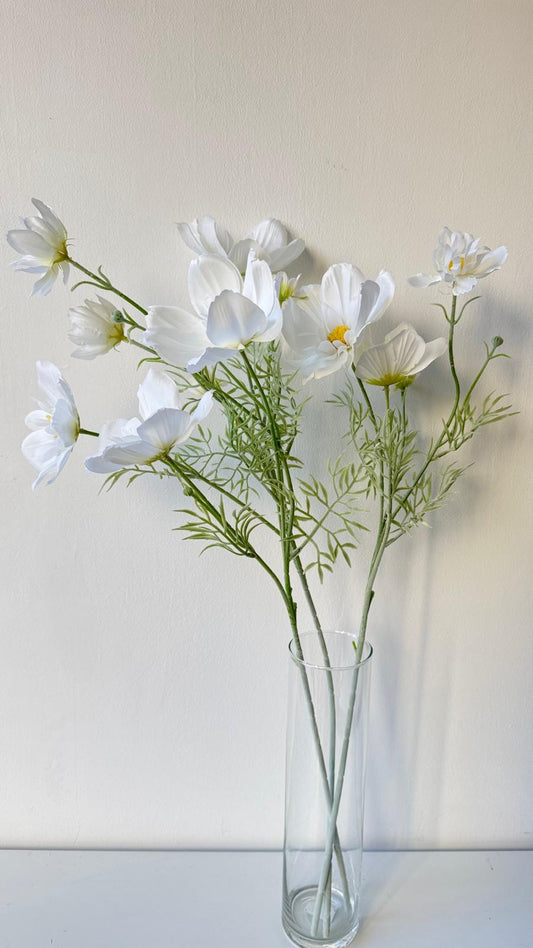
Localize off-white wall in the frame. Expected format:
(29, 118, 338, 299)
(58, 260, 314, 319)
(1, 0, 532, 850)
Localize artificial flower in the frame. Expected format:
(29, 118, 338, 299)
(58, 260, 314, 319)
(68, 296, 126, 359)
(7, 199, 69, 296)
(282, 263, 395, 381)
(85, 368, 213, 473)
(408, 228, 508, 296)
(355, 323, 447, 388)
(144, 251, 282, 372)
(22, 361, 80, 488)
(177, 216, 304, 273)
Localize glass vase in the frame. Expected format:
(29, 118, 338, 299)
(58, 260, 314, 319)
(282, 631, 373, 948)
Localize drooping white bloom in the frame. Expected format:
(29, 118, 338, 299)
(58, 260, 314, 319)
(7, 199, 69, 296)
(144, 251, 282, 373)
(355, 323, 447, 388)
(408, 228, 508, 296)
(22, 361, 80, 488)
(85, 368, 213, 474)
(177, 216, 304, 273)
(68, 296, 126, 359)
(282, 263, 395, 381)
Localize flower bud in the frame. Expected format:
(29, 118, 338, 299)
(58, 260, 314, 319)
(112, 310, 125, 323)
(492, 335, 504, 348)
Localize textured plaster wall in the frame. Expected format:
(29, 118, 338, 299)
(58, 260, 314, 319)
(1, 0, 532, 850)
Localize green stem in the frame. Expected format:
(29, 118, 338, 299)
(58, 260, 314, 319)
(177, 458, 279, 536)
(391, 294, 460, 521)
(79, 427, 99, 437)
(68, 257, 148, 317)
(311, 387, 396, 935)
(462, 344, 499, 410)
(128, 337, 157, 356)
(354, 372, 385, 528)
(240, 351, 346, 915)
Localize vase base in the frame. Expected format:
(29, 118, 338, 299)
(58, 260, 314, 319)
(282, 885, 359, 948)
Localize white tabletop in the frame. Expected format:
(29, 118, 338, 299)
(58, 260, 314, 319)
(0, 850, 531, 947)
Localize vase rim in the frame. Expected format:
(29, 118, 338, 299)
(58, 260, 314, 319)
(288, 630, 373, 672)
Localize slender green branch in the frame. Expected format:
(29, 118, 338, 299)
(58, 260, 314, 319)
(68, 257, 148, 317)
(128, 337, 157, 356)
(177, 457, 279, 536)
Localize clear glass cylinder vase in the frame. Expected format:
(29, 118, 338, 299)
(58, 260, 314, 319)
(282, 631, 373, 948)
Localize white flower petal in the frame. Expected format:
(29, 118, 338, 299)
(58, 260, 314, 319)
(411, 336, 447, 373)
(7, 199, 68, 295)
(228, 238, 263, 273)
(137, 367, 182, 420)
(86, 440, 158, 472)
(412, 229, 507, 295)
(31, 199, 67, 241)
(51, 398, 79, 446)
(188, 255, 243, 317)
(144, 306, 209, 369)
(7, 229, 55, 260)
(25, 409, 51, 430)
(32, 265, 60, 296)
(471, 245, 508, 275)
(191, 390, 215, 424)
(356, 324, 446, 385)
(268, 239, 306, 272)
(452, 276, 477, 295)
(254, 297, 283, 342)
(408, 273, 442, 289)
(137, 407, 193, 452)
(282, 289, 325, 354)
(206, 291, 267, 348)
(366, 270, 395, 323)
(177, 217, 233, 256)
(22, 428, 73, 488)
(35, 361, 65, 411)
(247, 218, 288, 252)
(68, 296, 125, 359)
(242, 254, 276, 316)
(187, 346, 240, 373)
(321, 263, 365, 330)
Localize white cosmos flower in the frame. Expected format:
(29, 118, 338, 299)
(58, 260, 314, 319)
(177, 216, 304, 273)
(85, 368, 214, 474)
(7, 199, 69, 296)
(144, 251, 282, 373)
(22, 361, 80, 488)
(355, 323, 447, 388)
(408, 228, 508, 296)
(282, 263, 395, 381)
(68, 296, 126, 359)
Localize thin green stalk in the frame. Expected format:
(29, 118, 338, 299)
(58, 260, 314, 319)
(79, 427, 99, 437)
(177, 458, 279, 536)
(128, 337, 157, 356)
(311, 508, 390, 936)
(68, 257, 148, 316)
(241, 351, 345, 917)
(293, 554, 336, 935)
(392, 294, 460, 520)
(311, 386, 397, 935)
(355, 372, 385, 528)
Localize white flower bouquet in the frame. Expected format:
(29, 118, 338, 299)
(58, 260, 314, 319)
(9, 201, 512, 946)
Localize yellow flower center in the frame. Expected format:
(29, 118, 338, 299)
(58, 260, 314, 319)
(327, 325, 350, 345)
(448, 256, 465, 272)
